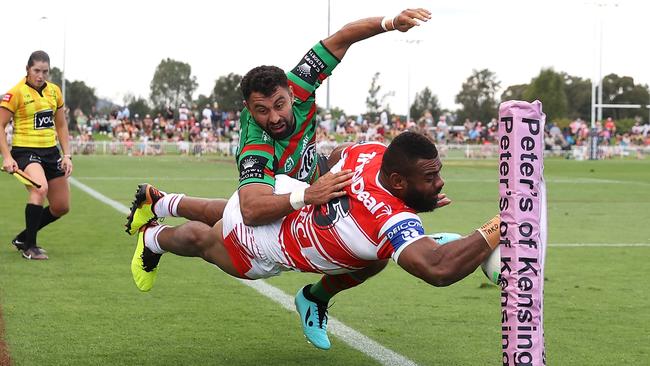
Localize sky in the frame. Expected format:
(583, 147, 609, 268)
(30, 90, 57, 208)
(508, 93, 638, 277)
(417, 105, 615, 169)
(2, 0, 648, 116)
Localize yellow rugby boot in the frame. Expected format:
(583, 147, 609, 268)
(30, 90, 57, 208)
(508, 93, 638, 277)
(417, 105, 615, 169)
(131, 223, 163, 292)
(125, 184, 164, 235)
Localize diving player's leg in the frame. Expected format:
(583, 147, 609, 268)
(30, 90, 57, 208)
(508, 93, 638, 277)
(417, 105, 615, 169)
(125, 183, 227, 234)
(131, 219, 243, 292)
(175, 197, 228, 227)
(295, 260, 389, 350)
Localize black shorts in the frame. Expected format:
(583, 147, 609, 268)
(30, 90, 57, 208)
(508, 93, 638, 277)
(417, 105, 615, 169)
(11, 146, 65, 181)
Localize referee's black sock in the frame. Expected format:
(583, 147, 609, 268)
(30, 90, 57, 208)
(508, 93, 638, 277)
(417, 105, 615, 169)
(15, 206, 60, 243)
(24, 204, 43, 249)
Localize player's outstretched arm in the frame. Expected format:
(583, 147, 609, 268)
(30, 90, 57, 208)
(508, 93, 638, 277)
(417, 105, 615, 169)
(397, 215, 500, 287)
(322, 8, 431, 60)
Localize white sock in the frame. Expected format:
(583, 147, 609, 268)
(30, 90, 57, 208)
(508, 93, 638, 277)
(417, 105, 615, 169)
(144, 224, 168, 254)
(154, 193, 185, 218)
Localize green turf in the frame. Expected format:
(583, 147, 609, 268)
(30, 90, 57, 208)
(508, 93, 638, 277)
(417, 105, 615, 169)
(1, 155, 649, 365)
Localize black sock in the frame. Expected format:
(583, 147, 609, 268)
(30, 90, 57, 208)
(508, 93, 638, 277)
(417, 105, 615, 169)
(16, 206, 60, 242)
(24, 204, 43, 249)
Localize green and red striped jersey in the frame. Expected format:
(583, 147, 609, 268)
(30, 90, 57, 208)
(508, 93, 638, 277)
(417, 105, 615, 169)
(236, 41, 340, 189)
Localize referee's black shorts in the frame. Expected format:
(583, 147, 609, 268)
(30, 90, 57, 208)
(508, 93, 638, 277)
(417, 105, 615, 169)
(11, 146, 65, 181)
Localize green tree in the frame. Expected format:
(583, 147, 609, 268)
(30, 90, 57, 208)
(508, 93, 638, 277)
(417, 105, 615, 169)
(150, 58, 198, 109)
(329, 106, 346, 121)
(66, 80, 98, 117)
(409, 87, 441, 122)
(365, 72, 394, 121)
(600, 73, 650, 121)
(194, 94, 213, 112)
(50, 67, 63, 86)
(212, 73, 243, 112)
(127, 96, 152, 119)
(500, 84, 528, 102)
(524, 68, 567, 122)
(455, 69, 501, 123)
(562, 73, 592, 120)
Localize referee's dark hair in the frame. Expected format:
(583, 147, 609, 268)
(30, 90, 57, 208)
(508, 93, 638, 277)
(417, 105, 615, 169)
(27, 50, 50, 67)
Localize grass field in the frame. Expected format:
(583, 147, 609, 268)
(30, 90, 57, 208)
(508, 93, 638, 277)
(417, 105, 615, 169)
(1, 154, 649, 365)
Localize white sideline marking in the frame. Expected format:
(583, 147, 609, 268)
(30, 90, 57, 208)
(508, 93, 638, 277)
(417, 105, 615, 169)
(243, 280, 418, 366)
(69, 177, 418, 366)
(74, 176, 650, 186)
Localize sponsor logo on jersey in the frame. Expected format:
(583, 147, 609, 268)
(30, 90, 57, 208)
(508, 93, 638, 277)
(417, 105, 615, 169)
(385, 219, 425, 250)
(33, 109, 54, 130)
(242, 156, 258, 169)
(284, 156, 295, 172)
(295, 63, 312, 79)
(313, 195, 350, 228)
(291, 49, 328, 85)
(2, 93, 12, 102)
(239, 155, 268, 181)
(349, 152, 392, 217)
(296, 142, 315, 181)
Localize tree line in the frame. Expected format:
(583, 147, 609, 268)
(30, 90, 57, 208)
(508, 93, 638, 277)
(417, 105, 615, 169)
(51, 58, 649, 129)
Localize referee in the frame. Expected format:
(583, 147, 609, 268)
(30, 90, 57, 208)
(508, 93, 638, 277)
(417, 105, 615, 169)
(0, 50, 73, 260)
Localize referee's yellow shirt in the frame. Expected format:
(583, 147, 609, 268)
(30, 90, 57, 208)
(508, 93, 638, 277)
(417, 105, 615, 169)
(1, 78, 64, 148)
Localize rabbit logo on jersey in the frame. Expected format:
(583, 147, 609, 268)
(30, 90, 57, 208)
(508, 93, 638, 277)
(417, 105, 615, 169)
(296, 143, 315, 180)
(385, 219, 424, 249)
(350, 152, 392, 218)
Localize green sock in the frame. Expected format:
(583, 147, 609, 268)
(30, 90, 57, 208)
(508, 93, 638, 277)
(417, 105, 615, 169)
(309, 273, 365, 303)
(309, 279, 334, 303)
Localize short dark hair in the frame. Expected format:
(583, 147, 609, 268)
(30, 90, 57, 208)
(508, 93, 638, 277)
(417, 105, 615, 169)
(27, 50, 50, 68)
(381, 132, 438, 176)
(240, 65, 288, 100)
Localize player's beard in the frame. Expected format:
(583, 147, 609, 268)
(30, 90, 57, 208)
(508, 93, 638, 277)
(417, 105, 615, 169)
(267, 116, 296, 140)
(403, 185, 440, 213)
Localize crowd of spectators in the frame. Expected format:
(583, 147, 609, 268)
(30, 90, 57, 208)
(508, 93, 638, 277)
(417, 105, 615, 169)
(72, 103, 240, 156)
(7, 101, 647, 159)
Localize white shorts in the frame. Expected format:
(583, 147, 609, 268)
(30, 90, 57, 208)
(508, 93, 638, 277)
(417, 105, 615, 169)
(221, 175, 309, 279)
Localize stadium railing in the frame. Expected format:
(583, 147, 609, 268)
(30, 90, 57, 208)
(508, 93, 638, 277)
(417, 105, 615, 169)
(67, 141, 649, 160)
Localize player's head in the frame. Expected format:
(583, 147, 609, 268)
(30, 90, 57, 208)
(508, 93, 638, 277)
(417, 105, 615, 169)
(381, 131, 444, 212)
(241, 65, 295, 140)
(26, 50, 50, 88)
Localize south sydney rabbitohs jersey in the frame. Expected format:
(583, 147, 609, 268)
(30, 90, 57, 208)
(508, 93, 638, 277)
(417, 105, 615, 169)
(237, 42, 340, 188)
(266, 142, 427, 274)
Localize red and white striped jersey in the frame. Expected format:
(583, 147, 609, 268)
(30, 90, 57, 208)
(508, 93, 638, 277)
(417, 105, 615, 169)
(258, 142, 427, 275)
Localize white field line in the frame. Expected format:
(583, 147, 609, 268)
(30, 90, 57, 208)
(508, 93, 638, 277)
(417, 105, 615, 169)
(74, 176, 650, 186)
(69, 177, 419, 366)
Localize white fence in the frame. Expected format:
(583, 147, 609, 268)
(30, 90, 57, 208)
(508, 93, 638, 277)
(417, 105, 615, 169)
(69, 140, 649, 160)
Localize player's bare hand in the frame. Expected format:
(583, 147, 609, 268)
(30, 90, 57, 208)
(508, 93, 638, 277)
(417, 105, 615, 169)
(2, 157, 18, 174)
(394, 8, 431, 32)
(304, 169, 354, 206)
(61, 156, 73, 177)
(436, 193, 451, 209)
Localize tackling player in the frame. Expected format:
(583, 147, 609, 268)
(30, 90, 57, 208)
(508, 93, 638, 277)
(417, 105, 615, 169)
(129, 132, 499, 350)
(125, 8, 438, 347)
